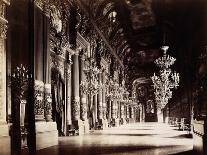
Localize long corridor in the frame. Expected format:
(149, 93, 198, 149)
(36, 123, 193, 155)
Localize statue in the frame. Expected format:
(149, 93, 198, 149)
(52, 72, 65, 136)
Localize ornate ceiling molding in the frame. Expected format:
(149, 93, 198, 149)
(76, 0, 124, 68)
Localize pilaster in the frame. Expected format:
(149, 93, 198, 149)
(0, 1, 11, 154)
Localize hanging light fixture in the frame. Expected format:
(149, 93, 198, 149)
(151, 46, 180, 108)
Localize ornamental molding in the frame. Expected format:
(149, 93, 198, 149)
(0, 0, 9, 39)
(50, 4, 62, 33)
(34, 80, 45, 120)
(77, 32, 90, 50)
(71, 98, 80, 120)
(0, 22, 7, 39)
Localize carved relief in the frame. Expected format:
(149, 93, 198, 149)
(0, 22, 7, 39)
(50, 5, 62, 33)
(44, 84, 52, 121)
(34, 80, 45, 121)
(72, 97, 80, 121)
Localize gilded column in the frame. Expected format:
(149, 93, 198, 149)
(66, 54, 72, 126)
(71, 51, 80, 121)
(80, 53, 87, 121)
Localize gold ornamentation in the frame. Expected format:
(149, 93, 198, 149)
(0, 22, 7, 38)
(72, 97, 80, 120)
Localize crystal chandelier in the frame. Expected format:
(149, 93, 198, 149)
(151, 46, 180, 108)
(80, 59, 101, 95)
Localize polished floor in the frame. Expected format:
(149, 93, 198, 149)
(36, 123, 193, 155)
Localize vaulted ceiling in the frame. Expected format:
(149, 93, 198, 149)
(77, 0, 207, 89)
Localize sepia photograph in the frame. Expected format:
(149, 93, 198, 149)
(0, 0, 207, 154)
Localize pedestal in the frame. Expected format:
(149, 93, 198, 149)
(0, 124, 10, 155)
(193, 120, 207, 155)
(102, 119, 108, 129)
(83, 119, 90, 134)
(121, 118, 126, 125)
(35, 122, 58, 150)
(111, 118, 119, 127)
(73, 119, 84, 135)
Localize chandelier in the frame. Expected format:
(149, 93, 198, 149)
(106, 79, 121, 100)
(151, 46, 180, 108)
(80, 59, 101, 95)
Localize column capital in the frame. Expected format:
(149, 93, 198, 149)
(73, 46, 82, 56)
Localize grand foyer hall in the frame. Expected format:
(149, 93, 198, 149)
(0, 0, 207, 155)
(36, 123, 193, 155)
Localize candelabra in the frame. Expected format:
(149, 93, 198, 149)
(10, 64, 31, 150)
(106, 79, 124, 101)
(151, 46, 180, 108)
(80, 59, 101, 95)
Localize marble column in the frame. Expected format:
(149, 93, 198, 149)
(71, 51, 82, 131)
(71, 52, 80, 120)
(94, 94, 98, 124)
(97, 72, 103, 121)
(109, 100, 112, 123)
(80, 53, 87, 121)
(66, 57, 72, 130)
(102, 71, 106, 120)
(126, 105, 130, 124)
(0, 31, 6, 124)
(120, 103, 125, 124)
(112, 100, 116, 119)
